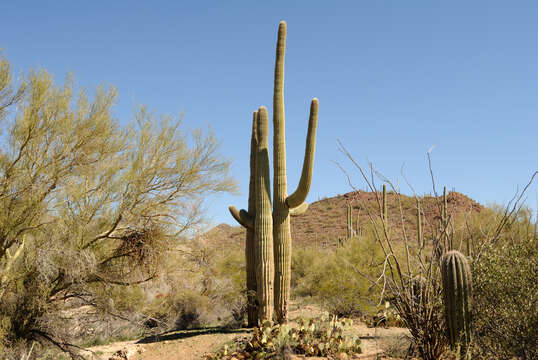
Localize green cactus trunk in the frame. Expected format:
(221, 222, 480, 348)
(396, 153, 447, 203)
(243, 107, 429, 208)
(272, 21, 318, 323)
(441, 250, 472, 354)
(254, 107, 274, 323)
(272, 20, 291, 324)
(245, 111, 258, 326)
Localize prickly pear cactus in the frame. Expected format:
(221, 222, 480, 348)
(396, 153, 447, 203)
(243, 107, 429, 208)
(441, 250, 472, 353)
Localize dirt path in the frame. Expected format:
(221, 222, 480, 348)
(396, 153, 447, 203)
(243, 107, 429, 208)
(87, 304, 409, 360)
(86, 328, 250, 360)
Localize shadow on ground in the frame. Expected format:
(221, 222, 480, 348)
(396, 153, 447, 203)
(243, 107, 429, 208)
(136, 327, 251, 344)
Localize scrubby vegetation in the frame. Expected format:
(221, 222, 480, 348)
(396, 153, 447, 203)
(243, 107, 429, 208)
(291, 234, 383, 318)
(471, 209, 537, 359)
(0, 56, 238, 358)
(1, 25, 537, 359)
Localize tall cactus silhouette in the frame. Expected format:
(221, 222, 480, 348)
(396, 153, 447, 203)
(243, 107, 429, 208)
(441, 250, 472, 354)
(272, 21, 318, 323)
(229, 21, 318, 325)
(229, 112, 258, 326)
(254, 107, 275, 322)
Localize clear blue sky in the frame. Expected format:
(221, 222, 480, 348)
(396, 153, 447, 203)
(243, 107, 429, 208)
(2, 1, 537, 226)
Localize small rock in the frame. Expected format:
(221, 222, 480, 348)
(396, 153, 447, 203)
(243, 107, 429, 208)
(108, 349, 128, 360)
(337, 353, 349, 360)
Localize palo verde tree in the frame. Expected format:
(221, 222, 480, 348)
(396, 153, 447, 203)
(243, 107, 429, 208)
(0, 57, 235, 356)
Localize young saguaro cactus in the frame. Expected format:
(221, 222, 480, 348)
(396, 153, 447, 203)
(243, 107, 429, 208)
(441, 250, 472, 354)
(382, 184, 387, 222)
(346, 204, 354, 239)
(272, 21, 319, 323)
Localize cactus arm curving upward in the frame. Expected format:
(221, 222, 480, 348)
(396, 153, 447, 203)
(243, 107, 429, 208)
(228, 206, 254, 229)
(286, 98, 319, 209)
(228, 111, 258, 230)
(289, 201, 308, 216)
(254, 107, 274, 323)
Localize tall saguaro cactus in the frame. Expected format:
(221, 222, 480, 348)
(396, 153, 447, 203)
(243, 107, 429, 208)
(441, 250, 472, 354)
(272, 21, 318, 323)
(229, 21, 318, 325)
(229, 112, 258, 326)
(254, 107, 274, 322)
(245, 112, 258, 325)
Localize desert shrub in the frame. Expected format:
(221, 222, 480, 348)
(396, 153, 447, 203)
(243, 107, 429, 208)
(145, 289, 211, 330)
(292, 235, 383, 318)
(215, 249, 248, 327)
(471, 211, 537, 359)
(290, 247, 320, 293)
(291, 247, 326, 299)
(143, 241, 247, 331)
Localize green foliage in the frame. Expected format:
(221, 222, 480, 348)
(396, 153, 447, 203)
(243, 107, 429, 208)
(292, 235, 383, 317)
(207, 312, 361, 359)
(0, 56, 236, 355)
(143, 241, 248, 332)
(471, 212, 537, 359)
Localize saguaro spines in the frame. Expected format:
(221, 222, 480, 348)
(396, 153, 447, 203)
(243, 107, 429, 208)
(272, 21, 318, 323)
(441, 250, 472, 354)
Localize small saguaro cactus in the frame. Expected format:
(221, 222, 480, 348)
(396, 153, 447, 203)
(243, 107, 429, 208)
(441, 250, 472, 354)
(416, 201, 423, 248)
(382, 184, 387, 222)
(346, 203, 354, 239)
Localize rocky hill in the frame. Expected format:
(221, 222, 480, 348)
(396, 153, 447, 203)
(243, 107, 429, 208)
(203, 190, 484, 249)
